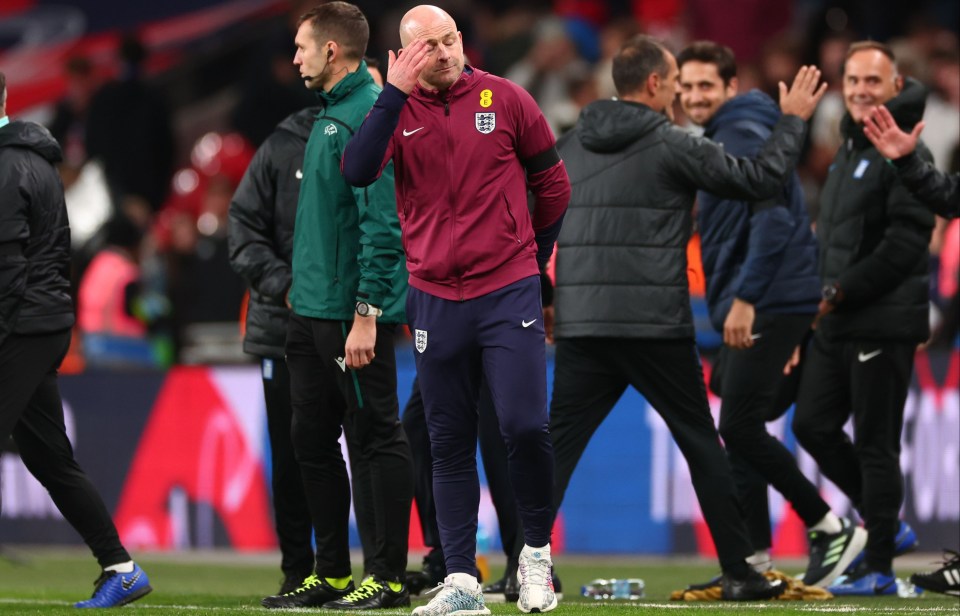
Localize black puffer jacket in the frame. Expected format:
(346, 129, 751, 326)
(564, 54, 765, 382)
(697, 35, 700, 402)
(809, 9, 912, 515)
(0, 121, 74, 346)
(554, 99, 806, 339)
(817, 79, 935, 343)
(228, 107, 318, 357)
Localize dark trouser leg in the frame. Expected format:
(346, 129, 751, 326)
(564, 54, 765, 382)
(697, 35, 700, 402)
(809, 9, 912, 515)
(407, 287, 482, 576)
(548, 339, 627, 516)
(261, 356, 314, 578)
(2, 331, 129, 568)
(338, 322, 413, 581)
(793, 333, 862, 510)
(718, 314, 830, 530)
(729, 451, 773, 551)
(286, 314, 351, 578)
(619, 338, 753, 569)
(478, 277, 553, 549)
(849, 342, 913, 573)
(477, 378, 521, 560)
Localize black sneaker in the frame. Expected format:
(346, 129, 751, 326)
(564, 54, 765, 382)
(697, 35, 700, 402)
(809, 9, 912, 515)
(721, 568, 785, 601)
(484, 557, 518, 596)
(802, 517, 867, 588)
(324, 576, 411, 609)
(261, 574, 354, 609)
(278, 571, 311, 595)
(910, 550, 960, 597)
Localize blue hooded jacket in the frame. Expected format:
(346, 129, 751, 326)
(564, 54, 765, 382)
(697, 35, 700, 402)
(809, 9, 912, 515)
(697, 90, 820, 331)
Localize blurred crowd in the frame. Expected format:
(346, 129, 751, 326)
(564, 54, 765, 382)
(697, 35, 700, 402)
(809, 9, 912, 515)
(42, 0, 959, 370)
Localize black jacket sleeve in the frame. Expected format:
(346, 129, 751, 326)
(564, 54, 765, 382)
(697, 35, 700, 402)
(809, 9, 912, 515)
(893, 152, 959, 219)
(227, 133, 292, 304)
(666, 115, 807, 201)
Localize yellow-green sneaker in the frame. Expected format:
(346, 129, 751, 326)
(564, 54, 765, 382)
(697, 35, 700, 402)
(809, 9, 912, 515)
(324, 576, 411, 609)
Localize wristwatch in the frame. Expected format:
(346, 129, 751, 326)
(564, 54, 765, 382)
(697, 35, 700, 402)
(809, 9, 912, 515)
(355, 301, 383, 317)
(821, 282, 843, 306)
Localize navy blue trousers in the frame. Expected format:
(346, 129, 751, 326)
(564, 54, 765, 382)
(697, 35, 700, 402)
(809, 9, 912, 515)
(407, 275, 554, 575)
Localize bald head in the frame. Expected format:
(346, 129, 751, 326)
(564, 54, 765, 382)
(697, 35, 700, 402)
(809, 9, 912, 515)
(398, 4, 464, 91)
(400, 5, 455, 46)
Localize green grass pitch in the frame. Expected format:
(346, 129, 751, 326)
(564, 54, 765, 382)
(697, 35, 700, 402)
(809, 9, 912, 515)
(0, 548, 957, 614)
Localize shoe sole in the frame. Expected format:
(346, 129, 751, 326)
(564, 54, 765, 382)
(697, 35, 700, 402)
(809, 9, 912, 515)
(484, 593, 563, 604)
(517, 594, 558, 614)
(808, 526, 868, 588)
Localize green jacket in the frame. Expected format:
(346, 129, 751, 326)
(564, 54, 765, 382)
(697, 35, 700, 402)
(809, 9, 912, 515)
(290, 62, 406, 323)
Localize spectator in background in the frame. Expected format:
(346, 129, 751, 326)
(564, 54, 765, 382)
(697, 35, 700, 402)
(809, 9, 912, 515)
(0, 71, 152, 609)
(505, 15, 597, 135)
(85, 33, 175, 212)
(792, 41, 933, 597)
(48, 55, 100, 182)
(677, 41, 865, 588)
(231, 6, 317, 148)
(156, 132, 252, 362)
(77, 211, 162, 368)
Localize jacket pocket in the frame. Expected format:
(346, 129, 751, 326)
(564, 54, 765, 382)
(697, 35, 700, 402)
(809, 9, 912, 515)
(502, 191, 521, 244)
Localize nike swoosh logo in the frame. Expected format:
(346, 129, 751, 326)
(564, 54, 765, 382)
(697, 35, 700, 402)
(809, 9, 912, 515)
(335, 357, 346, 372)
(858, 349, 882, 362)
(295, 169, 303, 179)
(522, 319, 537, 328)
(874, 579, 895, 594)
(121, 570, 142, 591)
(402, 127, 425, 136)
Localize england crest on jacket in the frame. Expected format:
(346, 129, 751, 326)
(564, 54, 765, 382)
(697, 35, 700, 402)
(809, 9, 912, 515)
(415, 329, 428, 353)
(476, 112, 495, 134)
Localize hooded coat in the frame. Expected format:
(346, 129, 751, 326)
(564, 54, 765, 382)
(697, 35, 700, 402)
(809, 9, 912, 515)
(0, 120, 74, 347)
(553, 98, 807, 339)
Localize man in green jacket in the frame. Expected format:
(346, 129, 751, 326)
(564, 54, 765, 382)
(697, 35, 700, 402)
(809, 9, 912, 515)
(261, 2, 413, 610)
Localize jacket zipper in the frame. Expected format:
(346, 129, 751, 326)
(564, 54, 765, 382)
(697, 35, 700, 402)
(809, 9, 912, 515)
(441, 92, 462, 300)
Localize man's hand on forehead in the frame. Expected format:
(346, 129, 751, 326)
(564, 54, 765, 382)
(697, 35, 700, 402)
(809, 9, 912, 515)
(388, 39, 430, 94)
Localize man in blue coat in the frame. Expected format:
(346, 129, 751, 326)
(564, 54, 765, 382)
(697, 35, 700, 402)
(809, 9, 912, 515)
(678, 41, 864, 588)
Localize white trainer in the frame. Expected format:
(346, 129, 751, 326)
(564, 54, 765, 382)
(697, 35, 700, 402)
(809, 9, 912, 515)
(517, 545, 557, 613)
(412, 574, 491, 616)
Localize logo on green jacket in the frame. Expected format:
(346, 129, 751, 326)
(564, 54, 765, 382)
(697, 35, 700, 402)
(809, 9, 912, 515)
(324, 124, 338, 136)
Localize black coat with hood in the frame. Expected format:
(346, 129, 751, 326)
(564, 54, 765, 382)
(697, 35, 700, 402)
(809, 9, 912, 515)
(554, 99, 807, 339)
(817, 78, 935, 344)
(0, 120, 74, 347)
(228, 107, 318, 357)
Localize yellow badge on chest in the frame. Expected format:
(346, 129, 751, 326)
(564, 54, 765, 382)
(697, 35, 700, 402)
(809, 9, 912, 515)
(480, 89, 493, 108)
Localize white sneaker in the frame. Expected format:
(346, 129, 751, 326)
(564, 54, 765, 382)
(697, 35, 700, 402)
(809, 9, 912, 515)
(412, 574, 491, 616)
(517, 545, 557, 613)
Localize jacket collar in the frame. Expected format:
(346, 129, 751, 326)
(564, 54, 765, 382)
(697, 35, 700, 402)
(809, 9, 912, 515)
(411, 65, 480, 104)
(316, 60, 373, 106)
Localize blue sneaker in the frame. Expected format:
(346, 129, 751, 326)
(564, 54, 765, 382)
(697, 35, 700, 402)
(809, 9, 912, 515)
(828, 570, 897, 596)
(75, 563, 152, 608)
(844, 520, 918, 575)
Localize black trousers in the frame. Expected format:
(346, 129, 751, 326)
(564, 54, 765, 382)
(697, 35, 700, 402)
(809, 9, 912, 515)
(0, 330, 129, 568)
(714, 313, 829, 550)
(403, 375, 519, 569)
(549, 337, 752, 569)
(259, 355, 314, 578)
(793, 332, 915, 573)
(285, 314, 413, 581)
